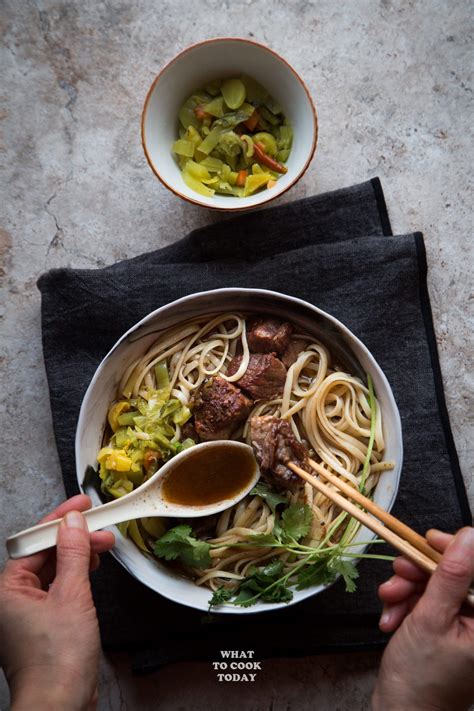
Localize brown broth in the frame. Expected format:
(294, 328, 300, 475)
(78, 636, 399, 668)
(161, 445, 256, 506)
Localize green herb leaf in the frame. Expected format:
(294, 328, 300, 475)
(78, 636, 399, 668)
(258, 560, 284, 578)
(237, 560, 284, 590)
(153, 525, 212, 568)
(296, 559, 336, 590)
(250, 483, 288, 512)
(233, 586, 259, 607)
(281, 503, 313, 541)
(232, 559, 292, 607)
(208, 586, 234, 608)
(261, 581, 293, 603)
(296, 555, 359, 593)
(272, 518, 284, 541)
(329, 557, 359, 593)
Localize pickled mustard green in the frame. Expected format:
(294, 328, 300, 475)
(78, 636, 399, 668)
(172, 75, 293, 199)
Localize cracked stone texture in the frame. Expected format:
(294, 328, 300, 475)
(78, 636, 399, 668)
(0, 0, 472, 709)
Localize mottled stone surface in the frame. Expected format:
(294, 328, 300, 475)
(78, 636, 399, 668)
(0, 0, 472, 708)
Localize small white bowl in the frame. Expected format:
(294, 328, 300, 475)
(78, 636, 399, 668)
(141, 38, 318, 211)
(76, 289, 403, 615)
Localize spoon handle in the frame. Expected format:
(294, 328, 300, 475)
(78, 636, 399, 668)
(6, 494, 156, 559)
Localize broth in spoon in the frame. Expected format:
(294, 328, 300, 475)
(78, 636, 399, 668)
(161, 444, 257, 506)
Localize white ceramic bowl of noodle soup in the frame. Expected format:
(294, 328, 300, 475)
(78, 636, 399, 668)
(141, 38, 318, 210)
(76, 289, 402, 614)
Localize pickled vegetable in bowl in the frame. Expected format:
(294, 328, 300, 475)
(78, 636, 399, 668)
(172, 75, 293, 198)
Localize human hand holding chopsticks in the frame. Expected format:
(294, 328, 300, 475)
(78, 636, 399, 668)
(290, 459, 474, 706)
(289, 459, 474, 606)
(373, 526, 474, 711)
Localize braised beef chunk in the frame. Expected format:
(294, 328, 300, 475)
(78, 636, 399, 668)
(193, 376, 253, 441)
(281, 338, 308, 368)
(247, 317, 293, 355)
(249, 415, 309, 491)
(227, 353, 287, 400)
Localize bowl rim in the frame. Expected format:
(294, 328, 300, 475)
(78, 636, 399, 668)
(140, 36, 319, 211)
(75, 287, 403, 614)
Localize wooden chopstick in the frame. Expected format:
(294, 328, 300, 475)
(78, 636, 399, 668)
(308, 457, 442, 565)
(288, 461, 474, 608)
(288, 461, 436, 573)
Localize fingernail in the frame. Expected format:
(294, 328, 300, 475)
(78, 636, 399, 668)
(457, 528, 474, 550)
(380, 609, 393, 627)
(381, 576, 395, 588)
(447, 527, 474, 560)
(64, 511, 86, 530)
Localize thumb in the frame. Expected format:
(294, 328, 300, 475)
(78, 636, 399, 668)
(53, 510, 92, 596)
(417, 527, 474, 628)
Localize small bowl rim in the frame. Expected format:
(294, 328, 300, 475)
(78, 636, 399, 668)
(141, 36, 319, 211)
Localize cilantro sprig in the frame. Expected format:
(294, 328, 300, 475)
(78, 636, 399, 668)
(153, 524, 212, 568)
(296, 555, 359, 592)
(207, 533, 392, 610)
(206, 503, 385, 609)
(153, 504, 391, 610)
(249, 482, 287, 512)
(281, 503, 313, 541)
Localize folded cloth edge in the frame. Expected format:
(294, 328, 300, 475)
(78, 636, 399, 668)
(413, 233, 471, 524)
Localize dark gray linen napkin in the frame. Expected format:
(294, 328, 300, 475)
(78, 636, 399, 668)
(37, 178, 471, 672)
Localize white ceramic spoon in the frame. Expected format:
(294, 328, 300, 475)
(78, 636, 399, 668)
(6, 441, 260, 559)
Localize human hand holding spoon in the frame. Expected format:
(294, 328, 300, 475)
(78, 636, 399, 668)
(6, 441, 260, 559)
